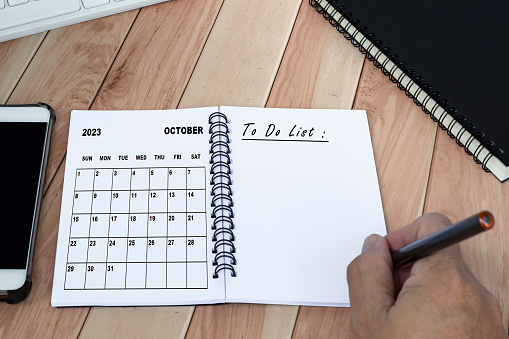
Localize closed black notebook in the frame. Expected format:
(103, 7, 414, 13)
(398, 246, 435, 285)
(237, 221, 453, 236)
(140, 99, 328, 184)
(311, 0, 509, 182)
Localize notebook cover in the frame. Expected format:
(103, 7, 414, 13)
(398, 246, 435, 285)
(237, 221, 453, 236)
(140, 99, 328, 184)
(331, 0, 509, 168)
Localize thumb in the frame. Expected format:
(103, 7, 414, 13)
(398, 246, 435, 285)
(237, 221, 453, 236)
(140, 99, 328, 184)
(347, 235, 395, 333)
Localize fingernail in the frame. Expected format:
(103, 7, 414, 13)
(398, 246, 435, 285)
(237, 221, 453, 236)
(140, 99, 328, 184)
(362, 234, 379, 253)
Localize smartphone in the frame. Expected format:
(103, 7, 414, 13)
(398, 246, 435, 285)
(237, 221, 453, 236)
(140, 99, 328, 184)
(0, 103, 55, 303)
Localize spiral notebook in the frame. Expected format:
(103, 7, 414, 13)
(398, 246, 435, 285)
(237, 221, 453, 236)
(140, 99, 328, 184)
(311, 0, 509, 182)
(51, 106, 385, 307)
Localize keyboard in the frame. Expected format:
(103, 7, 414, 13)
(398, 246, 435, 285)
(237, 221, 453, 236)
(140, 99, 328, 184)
(0, 0, 170, 43)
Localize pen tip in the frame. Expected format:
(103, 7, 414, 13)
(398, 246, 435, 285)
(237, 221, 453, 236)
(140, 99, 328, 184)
(479, 211, 495, 229)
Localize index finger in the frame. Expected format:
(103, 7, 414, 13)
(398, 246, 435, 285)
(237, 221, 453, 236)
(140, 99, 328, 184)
(385, 213, 453, 252)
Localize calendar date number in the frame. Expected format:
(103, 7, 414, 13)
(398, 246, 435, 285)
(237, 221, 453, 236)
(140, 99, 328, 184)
(82, 128, 102, 136)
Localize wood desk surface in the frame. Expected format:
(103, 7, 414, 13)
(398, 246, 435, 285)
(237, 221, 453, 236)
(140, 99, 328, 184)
(0, 0, 507, 337)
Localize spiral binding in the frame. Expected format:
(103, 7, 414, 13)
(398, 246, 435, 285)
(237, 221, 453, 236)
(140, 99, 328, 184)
(310, 0, 503, 172)
(209, 111, 237, 279)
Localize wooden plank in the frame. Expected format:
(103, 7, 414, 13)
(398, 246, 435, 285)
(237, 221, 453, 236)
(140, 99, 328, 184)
(425, 131, 509, 330)
(6, 12, 138, 192)
(186, 304, 266, 338)
(179, 0, 302, 109)
(267, 3, 362, 110)
(277, 3, 438, 337)
(186, 304, 299, 338)
(353, 62, 438, 229)
(92, 0, 222, 111)
(189, 305, 298, 339)
(79, 307, 193, 339)
(293, 307, 350, 338)
(0, 13, 138, 339)
(182, 0, 303, 337)
(0, 154, 88, 338)
(0, 33, 45, 104)
(79, 0, 224, 336)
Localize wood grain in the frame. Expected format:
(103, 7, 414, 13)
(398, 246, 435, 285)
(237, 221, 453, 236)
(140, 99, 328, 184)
(183, 0, 303, 337)
(79, 0, 224, 336)
(179, 0, 302, 108)
(425, 130, 509, 330)
(292, 307, 350, 338)
(93, 0, 222, 111)
(0, 33, 45, 104)
(354, 61, 438, 229)
(79, 307, 193, 338)
(7, 12, 138, 192)
(186, 304, 297, 338)
(267, 3, 363, 110)
(187, 305, 300, 338)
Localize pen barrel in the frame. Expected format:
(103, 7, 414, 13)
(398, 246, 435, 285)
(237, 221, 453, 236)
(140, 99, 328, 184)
(391, 212, 493, 267)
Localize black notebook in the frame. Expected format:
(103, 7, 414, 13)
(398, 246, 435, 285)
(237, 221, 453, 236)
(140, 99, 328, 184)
(311, 0, 509, 182)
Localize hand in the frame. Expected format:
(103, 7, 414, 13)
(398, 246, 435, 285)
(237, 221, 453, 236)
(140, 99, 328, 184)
(347, 213, 507, 338)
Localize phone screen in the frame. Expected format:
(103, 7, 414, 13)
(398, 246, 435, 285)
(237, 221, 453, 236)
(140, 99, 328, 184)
(0, 122, 48, 269)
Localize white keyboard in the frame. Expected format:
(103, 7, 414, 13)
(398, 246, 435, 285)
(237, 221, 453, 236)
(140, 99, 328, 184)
(0, 0, 170, 42)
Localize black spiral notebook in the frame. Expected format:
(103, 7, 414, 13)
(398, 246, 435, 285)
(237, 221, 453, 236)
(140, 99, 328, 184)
(51, 106, 386, 307)
(311, 0, 509, 182)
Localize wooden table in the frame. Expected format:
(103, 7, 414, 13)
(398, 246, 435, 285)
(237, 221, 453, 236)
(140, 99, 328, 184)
(1, 0, 507, 337)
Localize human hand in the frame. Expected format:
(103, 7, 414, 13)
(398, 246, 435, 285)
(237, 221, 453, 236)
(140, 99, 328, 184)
(347, 213, 507, 338)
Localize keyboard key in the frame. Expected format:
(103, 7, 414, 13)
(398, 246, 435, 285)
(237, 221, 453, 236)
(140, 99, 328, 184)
(7, 0, 28, 6)
(0, 0, 81, 31)
(0, 1, 4, 10)
(82, 0, 109, 9)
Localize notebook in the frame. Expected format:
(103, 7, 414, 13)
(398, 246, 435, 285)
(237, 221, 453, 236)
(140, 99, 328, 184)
(51, 106, 386, 307)
(310, 0, 509, 182)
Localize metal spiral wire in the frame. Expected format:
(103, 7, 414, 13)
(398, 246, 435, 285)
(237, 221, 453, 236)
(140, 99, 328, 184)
(309, 0, 500, 172)
(209, 111, 237, 278)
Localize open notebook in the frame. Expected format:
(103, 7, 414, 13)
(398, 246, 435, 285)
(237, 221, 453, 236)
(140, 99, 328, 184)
(311, 0, 509, 182)
(51, 106, 386, 307)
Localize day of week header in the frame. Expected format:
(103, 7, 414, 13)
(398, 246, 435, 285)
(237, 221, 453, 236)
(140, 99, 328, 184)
(81, 153, 202, 162)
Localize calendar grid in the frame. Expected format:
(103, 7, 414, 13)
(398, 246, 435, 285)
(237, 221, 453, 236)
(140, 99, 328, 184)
(64, 166, 208, 290)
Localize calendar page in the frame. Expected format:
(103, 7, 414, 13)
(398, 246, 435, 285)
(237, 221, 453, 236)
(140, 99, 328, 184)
(51, 108, 225, 306)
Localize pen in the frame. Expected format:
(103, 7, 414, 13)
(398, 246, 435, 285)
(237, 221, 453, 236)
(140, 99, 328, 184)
(391, 211, 495, 267)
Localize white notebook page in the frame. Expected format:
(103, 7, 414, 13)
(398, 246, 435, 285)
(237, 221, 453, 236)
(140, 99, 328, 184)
(51, 108, 225, 306)
(222, 107, 385, 306)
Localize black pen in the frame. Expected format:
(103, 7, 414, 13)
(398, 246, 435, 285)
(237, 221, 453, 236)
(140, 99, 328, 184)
(391, 211, 495, 267)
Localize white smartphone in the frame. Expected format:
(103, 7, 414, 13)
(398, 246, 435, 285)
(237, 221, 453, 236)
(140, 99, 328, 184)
(0, 103, 55, 303)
